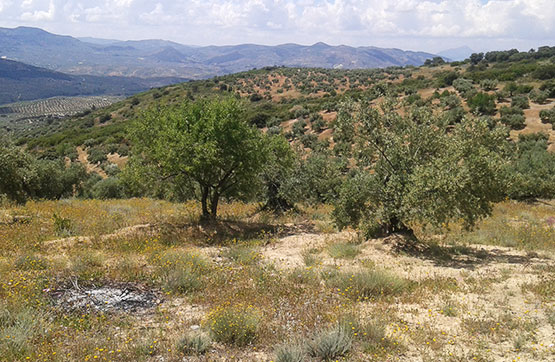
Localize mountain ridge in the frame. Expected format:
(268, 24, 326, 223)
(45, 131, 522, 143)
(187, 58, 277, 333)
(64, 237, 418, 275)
(0, 26, 443, 79)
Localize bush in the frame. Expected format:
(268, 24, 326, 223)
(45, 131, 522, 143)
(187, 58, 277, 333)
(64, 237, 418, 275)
(307, 326, 352, 361)
(91, 177, 125, 199)
(480, 79, 497, 91)
(327, 242, 360, 259)
(511, 94, 530, 109)
(508, 133, 555, 199)
(156, 251, 209, 294)
(53, 213, 73, 236)
(205, 304, 261, 346)
(500, 114, 526, 130)
(177, 332, 211, 355)
(0, 305, 50, 360)
(274, 342, 306, 362)
(453, 78, 474, 95)
(467, 92, 497, 115)
(539, 107, 555, 127)
(529, 89, 548, 104)
(324, 269, 408, 300)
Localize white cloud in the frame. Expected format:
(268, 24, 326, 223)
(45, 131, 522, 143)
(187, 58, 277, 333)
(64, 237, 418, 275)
(20, 0, 55, 21)
(0, 0, 552, 51)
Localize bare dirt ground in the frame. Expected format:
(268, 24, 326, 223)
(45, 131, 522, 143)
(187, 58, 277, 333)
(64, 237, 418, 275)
(43, 223, 555, 361)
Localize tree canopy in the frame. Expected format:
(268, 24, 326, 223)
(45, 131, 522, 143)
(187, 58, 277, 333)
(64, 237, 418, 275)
(332, 99, 509, 237)
(128, 97, 270, 220)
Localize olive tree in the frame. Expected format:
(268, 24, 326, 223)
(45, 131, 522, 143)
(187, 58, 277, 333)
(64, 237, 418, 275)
(333, 99, 509, 238)
(129, 97, 268, 220)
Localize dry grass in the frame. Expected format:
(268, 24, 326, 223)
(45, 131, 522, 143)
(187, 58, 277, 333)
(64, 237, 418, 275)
(0, 198, 554, 360)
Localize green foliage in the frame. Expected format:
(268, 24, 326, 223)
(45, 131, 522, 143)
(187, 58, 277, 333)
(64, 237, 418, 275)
(324, 269, 408, 300)
(53, 213, 73, 236)
(91, 177, 125, 199)
(261, 134, 297, 212)
(529, 89, 548, 104)
(307, 326, 352, 361)
(480, 79, 497, 91)
(453, 78, 474, 96)
(177, 332, 211, 355)
(274, 342, 306, 362)
(511, 94, 530, 109)
(129, 97, 269, 219)
(0, 139, 86, 203)
(467, 92, 497, 115)
(499, 107, 526, 130)
(507, 133, 555, 199)
(539, 107, 555, 128)
(333, 100, 508, 235)
(205, 304, 261, 346)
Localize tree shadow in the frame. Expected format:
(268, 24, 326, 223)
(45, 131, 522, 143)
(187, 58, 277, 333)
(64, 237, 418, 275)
(160, 219, 315, 246)
(383, 233, 548, 270)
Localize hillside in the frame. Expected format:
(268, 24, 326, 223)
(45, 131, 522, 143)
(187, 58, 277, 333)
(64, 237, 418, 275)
(0, 26, 442, 79)
(0, 58, 187, 105)
(18, 48, 555, 153)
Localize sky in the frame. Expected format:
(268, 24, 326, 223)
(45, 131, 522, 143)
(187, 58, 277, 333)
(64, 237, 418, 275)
(0, 0, 553, 53)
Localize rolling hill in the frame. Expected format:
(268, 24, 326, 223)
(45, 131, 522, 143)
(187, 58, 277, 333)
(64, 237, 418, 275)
(1, 26, 442, 79)
(0, 58, 187, 104)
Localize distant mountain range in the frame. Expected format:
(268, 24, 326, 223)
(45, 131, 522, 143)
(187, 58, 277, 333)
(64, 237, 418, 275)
(438, 46, 474, 61)
(0, 58, 186, 104)
(1, 26, 443, 79)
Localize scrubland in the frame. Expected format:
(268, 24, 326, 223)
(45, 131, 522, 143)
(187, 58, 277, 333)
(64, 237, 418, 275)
(1, 199, 553, 361)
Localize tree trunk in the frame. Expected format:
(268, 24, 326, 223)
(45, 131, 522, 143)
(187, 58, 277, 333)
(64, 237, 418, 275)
(201, 186, 210, 220)
(264, 182, 293, 213)
(209, 190, 219, 219)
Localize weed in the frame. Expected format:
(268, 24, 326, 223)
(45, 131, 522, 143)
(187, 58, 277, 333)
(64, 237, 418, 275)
(13, 253, 48, 271)
(52, 213, 74, 236)
(307, 326, 352, 361)
(71, 251, 104, 281)
(223, 245, 261, 265)
(440, 300, 458, 317)
(328, 242, 360, 259)
(156, 250, 209, 294)
(177, 332, 211, 355)
(325, 269, 408, 300)
(274, 342, 306, 362)
(205, 304, 262, 346)
(522, 275, 554, 302)
(0, 304, 50, 360)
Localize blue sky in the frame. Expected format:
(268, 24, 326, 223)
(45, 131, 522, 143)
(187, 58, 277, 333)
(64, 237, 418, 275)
(0, 0, 553, 53)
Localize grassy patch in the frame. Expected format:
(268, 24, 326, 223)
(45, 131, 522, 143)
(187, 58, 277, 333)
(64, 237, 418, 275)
(307, 326, 352, 361)
(205, 304, 262, 346)
(324, 268, 409, 301)
(327, 242, 361, 259)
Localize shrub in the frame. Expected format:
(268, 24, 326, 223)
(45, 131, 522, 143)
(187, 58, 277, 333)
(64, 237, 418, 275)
(467, 92, 497, 115)
(205, 304, 262, 346)
(325, 269, 408, 300)
(327, 242, 360, 259)
(511, 94, 529, 109)
(14, 254, 48, 271)
(177, 332, 211, 355)
(453, 78, 474, 95)
(539, 107, 555, 127)
(274, 342, 306, 362)
(156, 251, 209, 294)
(0, 305, 50, 360)
(501, 114, 526, 130)
(91, 177, 125, 199)
(480, 79, 497, 91)
(529, 89, 548, 104)
(53, 213, 73, 236)
(307, 326, 352, 361)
